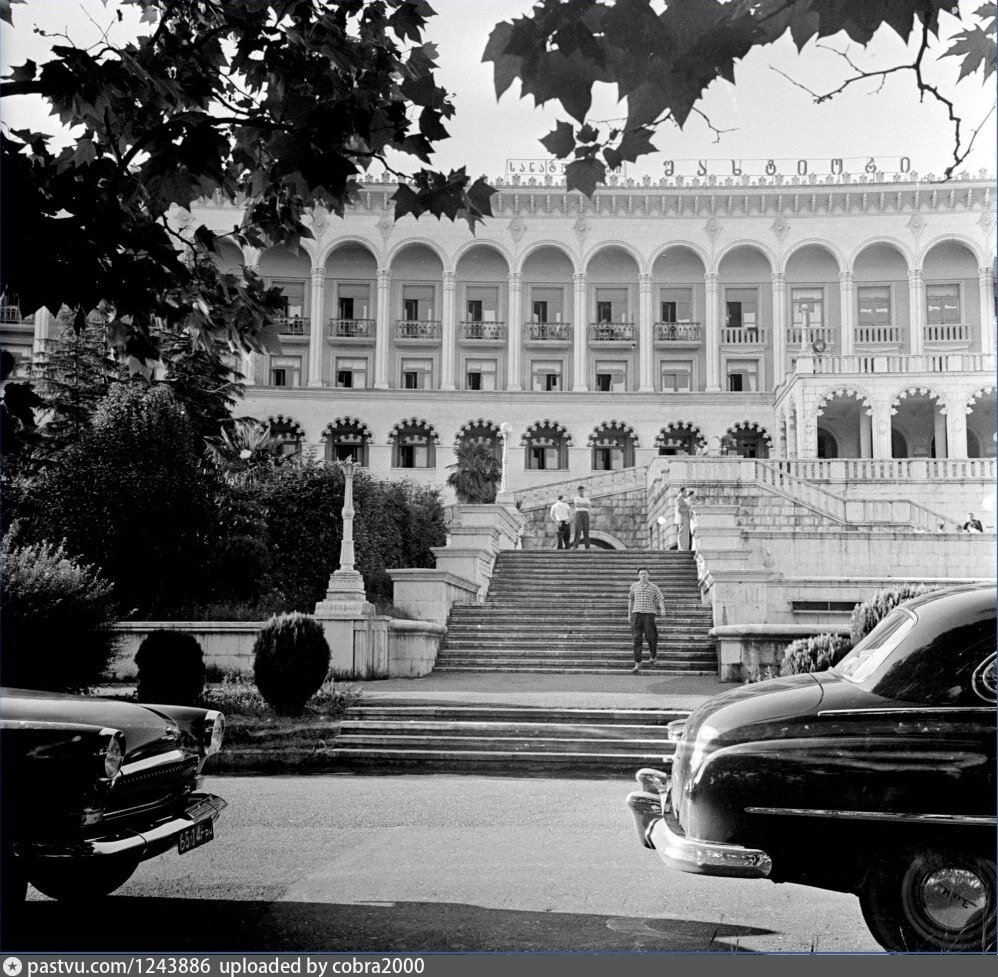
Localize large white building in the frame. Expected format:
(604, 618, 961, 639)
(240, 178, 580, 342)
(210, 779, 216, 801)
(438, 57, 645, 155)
(5, 167, 995, 499)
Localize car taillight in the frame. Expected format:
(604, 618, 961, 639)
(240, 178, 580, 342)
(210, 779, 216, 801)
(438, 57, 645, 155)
(97, 728, 125, 783)
(202, 711, 225, 756)
(667, 719, 687, 742)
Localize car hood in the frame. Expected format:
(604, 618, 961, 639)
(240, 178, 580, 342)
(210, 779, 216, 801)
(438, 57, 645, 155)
(684, 672, 826, 741)
(1, 688, 183, 758)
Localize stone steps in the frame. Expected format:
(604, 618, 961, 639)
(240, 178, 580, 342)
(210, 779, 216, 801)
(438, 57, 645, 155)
(437, 548, 716, 676)
(328, 704, 684, 776)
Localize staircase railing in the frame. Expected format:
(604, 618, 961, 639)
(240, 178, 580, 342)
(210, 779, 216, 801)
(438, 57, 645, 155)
(663, 457, 960, 531)
(514, 466, 648, 512)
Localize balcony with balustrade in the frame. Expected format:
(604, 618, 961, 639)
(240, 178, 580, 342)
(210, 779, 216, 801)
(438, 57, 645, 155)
(924, 322, 971, 345)
(854, 325, 901, 347)
(277, 316, 309, 340)
(395, 319, 441, 343)
(588, 321, 636, 344)
(460, 320, 506, 344)
(786, 326, 836, 352)
(721, 325, 769, 346)
(328, 318, 375, 343)
(654, 321, 702, 346)
(523, 321, 572, 345)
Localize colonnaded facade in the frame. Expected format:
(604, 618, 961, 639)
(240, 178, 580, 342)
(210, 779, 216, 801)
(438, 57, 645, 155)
(4, 167, 996, 505)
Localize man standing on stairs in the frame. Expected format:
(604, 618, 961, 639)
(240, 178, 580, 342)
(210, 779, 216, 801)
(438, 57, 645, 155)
(549, 494, 572, 549)
(571, 485, 592, 549)
(628, 568, 667, 673)
(676, 488, 692, 551)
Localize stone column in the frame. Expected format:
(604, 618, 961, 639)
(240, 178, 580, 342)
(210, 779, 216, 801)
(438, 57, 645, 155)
(241, 253, 261, 385)
(307, 265, 326, 387)
(638, 273, 653, 392)
(839, 271, 856, 356)
(441, 270, 457, 390)
(872, 401, 893, 459)
(933, 409, 948, 458)
(572, 272, 588, 391)
(946, 400, 968, 458)
(374, 268, 391, 389)
(771, 272, 787, 385)
(316, 457, 372, 610)
(859, 409, 873, 458)
(507, 272, 523, 390)
(979, 266, 995, 353)
(908, 268, 925, 355)
(704, 272, 721, 391)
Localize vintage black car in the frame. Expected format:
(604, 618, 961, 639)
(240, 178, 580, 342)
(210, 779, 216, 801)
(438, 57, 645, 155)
(627, 584, 996, 952)
(1, 688, 226, 907)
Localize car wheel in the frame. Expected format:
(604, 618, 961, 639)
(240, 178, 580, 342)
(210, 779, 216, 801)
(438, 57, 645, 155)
(860, 848, 996, 952)
(28, 858, 139, 901)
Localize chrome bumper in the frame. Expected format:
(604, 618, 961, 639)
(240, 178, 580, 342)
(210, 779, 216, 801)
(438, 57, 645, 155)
(15, 792, 226, 862)
(627, 769, 772, 880)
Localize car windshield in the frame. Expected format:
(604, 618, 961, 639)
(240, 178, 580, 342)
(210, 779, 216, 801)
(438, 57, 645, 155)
(833, 609, 915, 685)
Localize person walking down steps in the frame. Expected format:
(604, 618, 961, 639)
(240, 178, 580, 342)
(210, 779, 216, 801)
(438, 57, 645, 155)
(549, 494, 572, 549)
(628, 567, 667, 673)
(571, 485, 592, 549)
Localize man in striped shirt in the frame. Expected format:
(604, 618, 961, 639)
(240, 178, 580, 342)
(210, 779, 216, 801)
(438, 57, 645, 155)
(627, 568, 667, 674)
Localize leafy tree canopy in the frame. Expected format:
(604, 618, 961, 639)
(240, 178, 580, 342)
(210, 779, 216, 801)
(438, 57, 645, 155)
(1, 0, 495, 363)
(485, 0, 996, 195)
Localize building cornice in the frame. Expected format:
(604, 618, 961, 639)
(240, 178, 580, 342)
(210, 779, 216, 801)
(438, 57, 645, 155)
(192, 172, 995, 222)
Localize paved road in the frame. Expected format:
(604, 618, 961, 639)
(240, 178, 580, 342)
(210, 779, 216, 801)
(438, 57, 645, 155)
(14, 774, 880, 954)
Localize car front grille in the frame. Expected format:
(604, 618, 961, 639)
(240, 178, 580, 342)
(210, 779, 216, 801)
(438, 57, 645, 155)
(102, 753, 200, 824)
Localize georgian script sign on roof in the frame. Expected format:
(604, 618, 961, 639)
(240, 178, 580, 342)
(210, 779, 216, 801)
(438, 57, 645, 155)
(505, 156, 911, 181)
(506, 159, 628, 179)
(662, 156, 912, 177)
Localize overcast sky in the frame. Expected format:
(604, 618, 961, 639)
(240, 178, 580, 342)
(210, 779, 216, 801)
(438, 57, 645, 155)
(2, 0, 995, 183)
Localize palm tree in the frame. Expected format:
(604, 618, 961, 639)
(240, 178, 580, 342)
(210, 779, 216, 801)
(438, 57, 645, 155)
(205, 418, 282, 485)
(446, 439, 502, 504)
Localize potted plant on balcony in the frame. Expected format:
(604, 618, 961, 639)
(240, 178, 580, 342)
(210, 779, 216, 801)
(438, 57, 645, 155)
(446, 440, 502, 504)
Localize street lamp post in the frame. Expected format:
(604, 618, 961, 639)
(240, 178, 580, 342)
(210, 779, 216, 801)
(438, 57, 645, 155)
(498, 422, 511, 496)
(316, 455, 371, 611)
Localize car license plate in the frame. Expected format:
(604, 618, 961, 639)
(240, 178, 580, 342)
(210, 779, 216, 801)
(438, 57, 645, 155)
(177, 819, 214, 855)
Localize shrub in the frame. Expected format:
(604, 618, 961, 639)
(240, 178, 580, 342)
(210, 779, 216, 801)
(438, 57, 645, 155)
(446, 440, 501, 503)
(22, 382, 219, 617)
(780, 633, 853, 677)
(0, 528, 119, 692)
(252, 613, 331, 714)
(849, 584, 937, 644)
(134, 630, 206, 706)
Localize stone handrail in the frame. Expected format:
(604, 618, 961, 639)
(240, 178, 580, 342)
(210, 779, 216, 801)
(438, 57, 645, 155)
(772, 458, 997, 482)
(515, 465, 648, 511)
(795, 352, 995, 376)
(662, 457, 959, 531)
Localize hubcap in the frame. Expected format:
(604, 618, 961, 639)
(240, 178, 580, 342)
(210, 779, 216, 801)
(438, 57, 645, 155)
(918, 867, 987, 932)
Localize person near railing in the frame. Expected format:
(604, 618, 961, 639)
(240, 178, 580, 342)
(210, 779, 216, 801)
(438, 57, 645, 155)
(676, 489, 692, 551)
(571, 485, 592, 550)
(549, 494, 572, 550)
(962, 512, 984, 533)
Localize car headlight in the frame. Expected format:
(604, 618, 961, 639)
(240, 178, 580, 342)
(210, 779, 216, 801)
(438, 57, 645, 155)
(202, 711, 225, 756)
(689, 723, 719, 776)
(97, 728, 125, 782)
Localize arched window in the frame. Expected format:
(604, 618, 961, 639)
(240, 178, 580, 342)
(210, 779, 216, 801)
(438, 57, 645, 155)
(390, 418, 438, 469)
(522, 421, 570, 470)
(589, 421, 637, 470)
(655, 422, 705, 456)
(267, 415, 305, 458)
(722, 421, 771, 459)
(323, 417, 371, 466)
(454, 420, 502, 461)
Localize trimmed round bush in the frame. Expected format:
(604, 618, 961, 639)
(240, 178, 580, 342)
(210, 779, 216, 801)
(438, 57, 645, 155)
(780, 633, 852, 677)
(252, 613, 331, 715)
(849, 584, 937, 644)
(1, 528, 119, 693)
(135, 630, 206, 706)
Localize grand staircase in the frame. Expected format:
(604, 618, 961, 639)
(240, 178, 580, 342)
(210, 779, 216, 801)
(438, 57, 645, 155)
(435, 550, 716, 674)
(328, 703, 684, 777)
